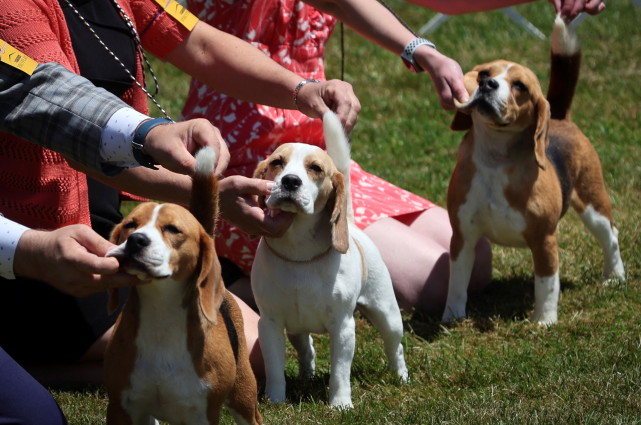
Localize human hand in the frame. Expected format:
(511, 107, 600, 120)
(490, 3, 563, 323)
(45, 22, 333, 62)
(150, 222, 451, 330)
(294, 79, 361, 133)
(13, 225, 143, 297)
(415, 46, 468, 110)
(549, 0, 606, 21)
(219, 176, 295, 237)
(143, 118, 230, 176)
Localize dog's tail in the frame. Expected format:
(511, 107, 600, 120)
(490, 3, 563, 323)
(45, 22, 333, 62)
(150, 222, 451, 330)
(547, 14, 581, 121)
(323, 110, 354, 223)
(190, 147, 219, 236)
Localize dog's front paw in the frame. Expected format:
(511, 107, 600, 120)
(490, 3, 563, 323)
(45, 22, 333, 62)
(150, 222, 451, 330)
(530, 309, 557, 327)
(329, 397, 353, 410)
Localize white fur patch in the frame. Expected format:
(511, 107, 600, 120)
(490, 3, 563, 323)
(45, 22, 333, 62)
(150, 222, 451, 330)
(552, 14, 579, 56)
(195, 146, 217, 175)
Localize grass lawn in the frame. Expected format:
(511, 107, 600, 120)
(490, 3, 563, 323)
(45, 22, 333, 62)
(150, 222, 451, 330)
(54, 1, 641, 423)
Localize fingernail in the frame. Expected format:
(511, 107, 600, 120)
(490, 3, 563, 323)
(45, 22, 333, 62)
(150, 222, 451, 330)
(266, 182, 275, 191)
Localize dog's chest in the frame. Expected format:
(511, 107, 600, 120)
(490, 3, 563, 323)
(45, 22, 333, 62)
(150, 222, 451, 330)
(122, 282, 210, 423)
(459, 163, 528, 247)
(254, 249, 361, 334)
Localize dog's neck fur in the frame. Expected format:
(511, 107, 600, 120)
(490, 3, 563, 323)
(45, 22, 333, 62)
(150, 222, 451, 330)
(265, 210, 333, 261)
(471, 119, 537, 167)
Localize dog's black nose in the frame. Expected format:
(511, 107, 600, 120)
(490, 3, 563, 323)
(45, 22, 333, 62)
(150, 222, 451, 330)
(281, 174, 302, 191)
(126, 232, 151, 254)
(479, 77, 499, 92)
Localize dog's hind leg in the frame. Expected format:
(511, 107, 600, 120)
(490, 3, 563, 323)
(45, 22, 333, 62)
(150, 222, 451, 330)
(576, 204, 625, 282)
(570, 161, 625, 281)
(358, 298, 408, 383)
(288, 333, 316, 379)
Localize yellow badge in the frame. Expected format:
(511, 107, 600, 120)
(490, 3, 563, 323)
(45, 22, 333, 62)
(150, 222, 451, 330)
(0, 39, 38, 76)
(153, 0, 198, 31)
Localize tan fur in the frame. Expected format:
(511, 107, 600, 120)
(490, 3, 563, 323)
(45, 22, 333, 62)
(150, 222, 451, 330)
(444, 45, 624, 324)
(105, 196, 261, 423)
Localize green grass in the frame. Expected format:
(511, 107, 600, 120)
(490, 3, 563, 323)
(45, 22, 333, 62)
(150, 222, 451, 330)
(54, 1, 641, 423)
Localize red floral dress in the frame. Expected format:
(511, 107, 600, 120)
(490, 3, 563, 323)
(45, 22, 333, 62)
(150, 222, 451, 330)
(182, 0, 436, 274)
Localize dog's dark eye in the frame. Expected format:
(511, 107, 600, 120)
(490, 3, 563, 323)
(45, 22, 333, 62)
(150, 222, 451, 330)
(513, 81, 528, 92)
(124, 220, 137, 230)
(162, 224, 181, 235)
(309, 164, 323, 173)
(270, 158, 284, 168)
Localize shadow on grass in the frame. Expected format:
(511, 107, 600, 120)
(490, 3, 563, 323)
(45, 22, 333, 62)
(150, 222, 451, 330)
(406, 274, 578, 340)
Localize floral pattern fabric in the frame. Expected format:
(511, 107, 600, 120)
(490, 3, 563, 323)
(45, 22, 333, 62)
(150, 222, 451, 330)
(182, 0, 435, 273)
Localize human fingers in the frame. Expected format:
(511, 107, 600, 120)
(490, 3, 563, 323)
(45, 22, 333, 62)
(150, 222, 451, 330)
(260, 209, 296, 237)
(583, 0, 605, 15)
(144, 119, 230, 176)
(296, 80, 360, 133)
(186, 119, 230, 176)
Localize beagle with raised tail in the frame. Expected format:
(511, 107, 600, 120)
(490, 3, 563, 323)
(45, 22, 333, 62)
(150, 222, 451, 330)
(251, 111, 408, 409)
(104, 148, 262, 425)
(443, 16, 625, 326)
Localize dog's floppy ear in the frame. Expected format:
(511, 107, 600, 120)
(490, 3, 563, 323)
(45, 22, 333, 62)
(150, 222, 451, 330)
(329, 172, 349, 253)
(195, 229, 223, 324)
(107, 222, 129, 315)
(253, 158, 269, 179)
(450, 69, 479, 131)
(533, 95, 551, 170)
(451, 110, 473, 131)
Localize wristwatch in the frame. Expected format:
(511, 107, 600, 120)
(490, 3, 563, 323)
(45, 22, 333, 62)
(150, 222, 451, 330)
(401, 37, 436, 73)
(132, 117, 173, 170)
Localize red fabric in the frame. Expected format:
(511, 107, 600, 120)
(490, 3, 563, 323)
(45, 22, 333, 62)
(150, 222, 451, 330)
(0, 0, 191, 230)
(182, 0, 436, 274)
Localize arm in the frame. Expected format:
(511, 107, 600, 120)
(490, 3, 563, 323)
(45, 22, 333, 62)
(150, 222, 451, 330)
(164, 21, 360, 131)
(406, 0, 605, 20)
(0, 62, 229, 176)
(0, 214, 141, 295)
(304, 0, 469, 108)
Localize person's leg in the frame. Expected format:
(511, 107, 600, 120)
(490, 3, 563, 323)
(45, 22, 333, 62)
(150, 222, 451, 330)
(0, 348, 67, 425)
(405, 207, 493, 294)
(364, 207, 492, 316)
(231, 292, 265, 386)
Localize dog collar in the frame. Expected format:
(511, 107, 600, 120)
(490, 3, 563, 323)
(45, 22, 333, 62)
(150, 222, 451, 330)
(263, 239, 333, 263)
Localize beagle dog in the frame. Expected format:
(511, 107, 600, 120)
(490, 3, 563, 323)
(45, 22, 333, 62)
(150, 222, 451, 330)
(104, 148, 262, 425)
(443, 16, 625, 326)
(250, 111, 408, 409)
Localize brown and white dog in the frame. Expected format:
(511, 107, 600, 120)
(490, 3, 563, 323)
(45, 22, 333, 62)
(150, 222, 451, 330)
(104, 148, 262, 425)
(443, 16, 625, 326)
(250, 111, 408, 409)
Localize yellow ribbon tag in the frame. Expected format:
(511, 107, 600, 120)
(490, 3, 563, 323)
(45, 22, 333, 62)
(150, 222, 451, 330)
(0, 39, 38, 76)
(154, 0, 198, 31)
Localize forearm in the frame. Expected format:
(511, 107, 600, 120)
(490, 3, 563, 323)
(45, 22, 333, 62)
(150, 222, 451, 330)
(1, 63, 128, 172)
(404, 0, 534, 15)
(307, 0, 418, 56)
(69, 159, 192, 206)
(166, 22, 302, 110)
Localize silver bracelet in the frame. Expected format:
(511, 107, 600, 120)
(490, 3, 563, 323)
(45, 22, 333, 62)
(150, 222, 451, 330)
(292, 79, 320, 109)
(401, 37, 436, 73)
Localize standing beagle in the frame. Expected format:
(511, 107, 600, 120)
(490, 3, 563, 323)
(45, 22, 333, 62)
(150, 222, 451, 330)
(251, 111, 408, 409)
(443, 16, 625, 326)
(105, 148, 262, 425)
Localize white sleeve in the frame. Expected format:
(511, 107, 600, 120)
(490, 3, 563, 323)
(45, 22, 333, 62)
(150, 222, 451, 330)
(100, 107, 150, 168)
(0, 215, 30, 280)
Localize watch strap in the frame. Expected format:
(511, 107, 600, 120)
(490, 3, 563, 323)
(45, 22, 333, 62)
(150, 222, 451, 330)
(401, 37, 436, 73)
(132, 117, 173, 169)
